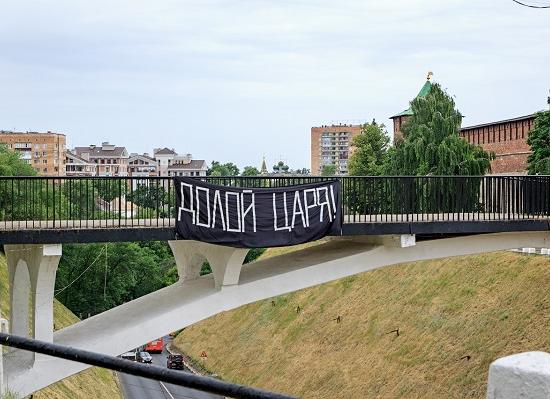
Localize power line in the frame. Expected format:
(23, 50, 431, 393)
(511, 0, 550, 8)
(54, 245, 106, 296)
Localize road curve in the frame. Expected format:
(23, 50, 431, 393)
(119, 336, 223, 399)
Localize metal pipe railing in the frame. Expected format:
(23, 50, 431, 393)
(0, 175, 549, 229)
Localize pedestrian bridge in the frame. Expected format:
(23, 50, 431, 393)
(0, 175, 549, 244)
(1, 175, 550, 396)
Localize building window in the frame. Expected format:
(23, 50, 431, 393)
(43, 160, 47, 164)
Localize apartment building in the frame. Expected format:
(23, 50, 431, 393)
(153, 148, 207, 177)
(73, 142, 129, 176)
(128, 153, 157, 177)
(65, 151, 97, 176)
(310, 124, 363, 175)
(153, 148, 177, 176)
(0, 130, 66, 176)
(167, 160, 207, 177)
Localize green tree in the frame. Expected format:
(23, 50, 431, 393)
(384, 83, 493, 214)
(386, 83, 493, 176)
(321, 164, 337, 176)
(348, 121, 389, 176)
(527, 108, 550, 174)
(0, 144, 36, 176)
(127, 183, 168, 209)
(95, 179, 127, 202)
(208, 161, 240, 176)
(56, 242, 174, 316)
(241, 166, 260, 176)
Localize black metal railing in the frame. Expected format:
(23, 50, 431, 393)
(0, 175, 549, 230)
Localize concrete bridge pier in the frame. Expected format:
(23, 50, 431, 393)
(169, 240, 249, 289)
(4, 244, 62, 363)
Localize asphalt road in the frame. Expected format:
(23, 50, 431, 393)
(119, 336, 223, 399)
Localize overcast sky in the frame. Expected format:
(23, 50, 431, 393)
(1, 0, 549, 169)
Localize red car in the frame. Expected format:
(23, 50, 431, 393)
(144, 338, 163, 354)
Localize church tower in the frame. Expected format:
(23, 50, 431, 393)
(389, 72, 433, 141)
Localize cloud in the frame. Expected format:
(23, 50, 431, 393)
(0, 0, 549, 167)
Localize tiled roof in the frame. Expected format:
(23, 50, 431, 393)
(390, 80, 433, 119)
(66, 151, 94, 164)
(154, 147, 177, 155)
(167, 160, 207, 170)
(129, 154, 156, 162)
(74, 146, 128, 157)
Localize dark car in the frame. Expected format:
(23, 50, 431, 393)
(167, 354, 184, 370)
(138, 351, 153, 363)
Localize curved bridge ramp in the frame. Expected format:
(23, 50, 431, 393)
(4, 231, 550, 396)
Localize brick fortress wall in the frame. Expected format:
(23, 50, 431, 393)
(459, 115, 535, 174)
(391, 115, 535, 174)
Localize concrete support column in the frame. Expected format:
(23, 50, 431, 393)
(169, 240, 248, 289)
(5, 244, 62, 343)
(5, 248, 32, 338)
(28, 244, 62, 343)
(487, 352, 550, 399)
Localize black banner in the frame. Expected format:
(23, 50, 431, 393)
(174, 177, 342, 248)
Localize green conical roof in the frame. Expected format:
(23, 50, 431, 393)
(390, 79, 432, 118)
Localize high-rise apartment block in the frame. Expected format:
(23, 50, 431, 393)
(0, 131, 66, 176)
(310, 124, 363, 175)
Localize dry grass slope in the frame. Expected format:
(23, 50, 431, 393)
(173, 247, 550, 399)
(0, 253, 123, 399)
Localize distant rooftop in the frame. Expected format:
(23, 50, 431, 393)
(154, 147, 177, 155)
(0, 130, 65, 136)
(74, 142, 128, 157)
(168, 160, 207, 170)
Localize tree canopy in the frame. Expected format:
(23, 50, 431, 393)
(348, 121, 389, 176)
(241, 166, 260, 176)
(527, 109, 550, 174)
(208, 161, 240, 176)
(321, 164, 337, 176)
(0, 144, 36, 176)
(385, 83, 493, 176)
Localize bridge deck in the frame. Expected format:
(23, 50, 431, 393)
(1, 214, 549, 244)
(0, 213, 548, 230)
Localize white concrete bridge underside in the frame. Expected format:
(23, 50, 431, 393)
(2, 231, 550, 396)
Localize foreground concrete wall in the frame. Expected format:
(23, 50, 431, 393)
(2, 231, 550, 396)
(487, 352, 550, 399)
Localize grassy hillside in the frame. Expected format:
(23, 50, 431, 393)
(173, 248, 550, 398)
(0, 253, 123, 399)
